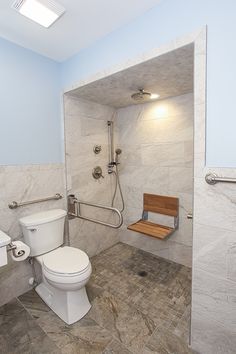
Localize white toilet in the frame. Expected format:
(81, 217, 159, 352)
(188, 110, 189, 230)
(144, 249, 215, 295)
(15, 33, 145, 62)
(19, 209, 92, 325)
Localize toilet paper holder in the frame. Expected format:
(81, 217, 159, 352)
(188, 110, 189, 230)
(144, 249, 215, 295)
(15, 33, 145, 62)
(7, 242, 25, 258)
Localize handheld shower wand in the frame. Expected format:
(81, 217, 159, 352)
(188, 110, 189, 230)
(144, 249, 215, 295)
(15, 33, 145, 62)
(115, 148, 122, 163)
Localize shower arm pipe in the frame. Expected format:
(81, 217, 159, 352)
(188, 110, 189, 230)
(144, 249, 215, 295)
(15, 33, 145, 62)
(69, 198, 123, 229)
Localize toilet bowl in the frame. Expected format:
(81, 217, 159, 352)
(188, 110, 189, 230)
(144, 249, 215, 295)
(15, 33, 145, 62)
(41, 246, 92, 291)
(19, 209, 92, 325)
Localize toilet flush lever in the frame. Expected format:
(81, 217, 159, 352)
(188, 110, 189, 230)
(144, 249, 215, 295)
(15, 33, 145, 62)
(29, 228, 37, 232)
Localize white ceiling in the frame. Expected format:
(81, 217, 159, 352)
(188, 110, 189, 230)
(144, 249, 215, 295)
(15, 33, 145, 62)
(0, 0, 161, 62)
(69, 44, 194, 108)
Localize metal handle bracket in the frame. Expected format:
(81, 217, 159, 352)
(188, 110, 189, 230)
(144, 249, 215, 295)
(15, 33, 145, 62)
(205, 173, 236, 185)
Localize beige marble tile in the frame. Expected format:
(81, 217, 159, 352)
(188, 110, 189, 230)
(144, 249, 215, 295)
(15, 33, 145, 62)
(0, 163, 66, 306)
(144, 327, 193, 354)
(191, 269, 236, 353)
(89, 290, 156, 353)
(64, 96, 120, 258)
(115, 93, 193, 266)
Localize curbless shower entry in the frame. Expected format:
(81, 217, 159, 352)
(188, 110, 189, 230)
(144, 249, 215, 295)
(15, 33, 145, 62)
(62, 28, 231, 354)
(63, 42, 195, 266)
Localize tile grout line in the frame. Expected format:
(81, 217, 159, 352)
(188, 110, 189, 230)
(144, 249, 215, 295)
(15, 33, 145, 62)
(16, 294, 64, 351)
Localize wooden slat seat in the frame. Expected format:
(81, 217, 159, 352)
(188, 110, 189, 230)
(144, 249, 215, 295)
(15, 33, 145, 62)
(127, 193, 179, 240)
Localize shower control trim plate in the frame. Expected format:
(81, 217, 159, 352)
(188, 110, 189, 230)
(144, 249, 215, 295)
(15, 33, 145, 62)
(92, 166, 104, 180)
(93, 145, 102, 154)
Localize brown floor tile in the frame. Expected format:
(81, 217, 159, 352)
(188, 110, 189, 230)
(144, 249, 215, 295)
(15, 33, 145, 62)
(144, 327, 193, 354)
(0, 298, 60, 354)
(89, 290, 156, 353)
(102, 339, 132, 354)
(3, 242, 191, 354)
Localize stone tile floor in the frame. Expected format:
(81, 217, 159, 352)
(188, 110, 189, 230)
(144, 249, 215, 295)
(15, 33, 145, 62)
(0, 243, 193, 353)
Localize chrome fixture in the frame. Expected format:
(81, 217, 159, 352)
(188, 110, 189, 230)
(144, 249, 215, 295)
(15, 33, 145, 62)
(7, 242, 25, 258)
(187, 213, 193, 219)
(205, 173, 236, 185)
(131, 89, 151, 102)
(107, 121, 115, 173)
(115, 148, 122, 162)
(92, 166, 104, 180)
(8, 193, 63, 209)
(107, 121, 125, 212)
(131, 89, 159, 102)
(93, 145, 102, 154)
(67, 195, 123, 229)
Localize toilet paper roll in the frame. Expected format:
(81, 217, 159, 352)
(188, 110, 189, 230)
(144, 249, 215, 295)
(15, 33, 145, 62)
(10, 241, 30, 262)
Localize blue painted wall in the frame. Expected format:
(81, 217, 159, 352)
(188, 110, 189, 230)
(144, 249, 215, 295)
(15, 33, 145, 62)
(1, 0, 236, 166)
(0, 37, 62, 165)
(61, 0, 236, 167)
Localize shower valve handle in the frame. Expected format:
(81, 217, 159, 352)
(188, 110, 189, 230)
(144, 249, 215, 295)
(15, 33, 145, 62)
(92, 166, 104, 179)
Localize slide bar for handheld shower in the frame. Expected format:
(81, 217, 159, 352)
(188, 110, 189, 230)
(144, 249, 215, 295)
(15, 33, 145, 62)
(107, 121, 115, 165)
(68, 195, 123, 229)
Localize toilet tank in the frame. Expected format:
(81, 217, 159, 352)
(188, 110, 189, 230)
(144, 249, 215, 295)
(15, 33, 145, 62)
(19, 209, 67, 257)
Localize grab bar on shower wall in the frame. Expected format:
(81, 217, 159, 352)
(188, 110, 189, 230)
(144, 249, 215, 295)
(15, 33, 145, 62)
(8, 193, 63, 209)
(205, 173, 236, 185)
(67, 195, 123, 229)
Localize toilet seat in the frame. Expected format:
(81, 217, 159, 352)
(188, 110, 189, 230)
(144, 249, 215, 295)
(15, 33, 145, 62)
(42, 246, 90, 277)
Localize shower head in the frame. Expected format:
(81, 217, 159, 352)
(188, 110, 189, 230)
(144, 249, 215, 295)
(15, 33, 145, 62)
(115, 148, 122, 155)
(115, 148, 122, 164)
(131, 89, 160, 102)
(131, 89, 151, 102)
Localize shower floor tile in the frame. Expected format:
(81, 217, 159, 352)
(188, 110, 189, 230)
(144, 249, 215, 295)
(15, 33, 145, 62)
(1, 242, 193, 353)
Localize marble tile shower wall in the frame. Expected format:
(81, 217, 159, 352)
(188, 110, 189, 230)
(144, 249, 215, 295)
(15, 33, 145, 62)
(116, 93, 193, 267)
(64, 95, 119, 257)
(0, 163, 65, 306)
(191, 30, 236, 354)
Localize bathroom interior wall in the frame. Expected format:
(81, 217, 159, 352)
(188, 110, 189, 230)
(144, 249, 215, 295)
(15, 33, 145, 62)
(117, 93, 193, 267)
(64, 95, 119, 257)
(0, 37, 62, 165)
(0, 35, 66, 307)
(61, 0, 236, 168)
(0, 163, 66, 306)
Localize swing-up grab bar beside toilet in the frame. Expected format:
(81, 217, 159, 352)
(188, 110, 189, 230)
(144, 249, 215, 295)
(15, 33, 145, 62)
(67, 195, 123, 229)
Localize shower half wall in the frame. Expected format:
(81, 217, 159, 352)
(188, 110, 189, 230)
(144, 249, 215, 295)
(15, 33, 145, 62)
(64, 93, 193, 266)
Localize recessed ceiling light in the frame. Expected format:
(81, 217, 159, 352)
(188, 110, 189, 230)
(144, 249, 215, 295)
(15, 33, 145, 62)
(150, 93, 160, 100)
(12, 0, 65, 28)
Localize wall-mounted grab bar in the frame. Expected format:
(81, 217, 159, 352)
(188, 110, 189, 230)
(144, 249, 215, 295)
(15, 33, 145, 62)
(8, 193, 63, 209)
(205, 173, 236, 185)
(68, 195, 123, 229)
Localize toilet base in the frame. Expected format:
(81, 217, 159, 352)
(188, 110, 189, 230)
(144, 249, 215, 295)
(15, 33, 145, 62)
(35, 281, 91, 325)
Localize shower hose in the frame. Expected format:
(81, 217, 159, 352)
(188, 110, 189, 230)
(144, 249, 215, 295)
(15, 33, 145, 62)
(111, 165, 125, 213)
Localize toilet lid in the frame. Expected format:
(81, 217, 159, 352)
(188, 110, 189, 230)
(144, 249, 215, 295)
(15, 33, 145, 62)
(42, 246, 90, 275)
